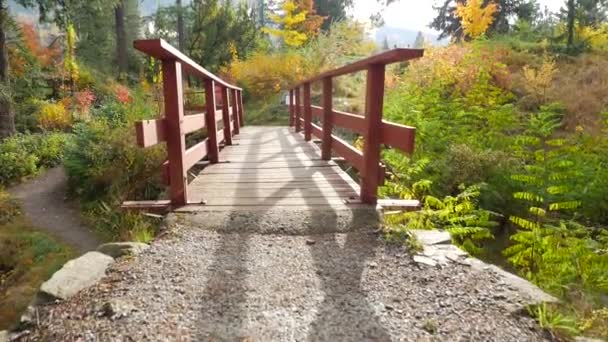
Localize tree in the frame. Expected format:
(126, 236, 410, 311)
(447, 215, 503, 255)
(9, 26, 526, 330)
(382, 36, 389, 50)
(0, 0, 14, 139)
(264, 0, 310, 47)
(413, 31, 425, 48)
(455, 0, 498, 39)
(559, 0, 608, 50)
(314, 0, 352, 30)
(176, 0, 185, 51)
(115, 0, 128, 77)
(431, 0, 538, 40)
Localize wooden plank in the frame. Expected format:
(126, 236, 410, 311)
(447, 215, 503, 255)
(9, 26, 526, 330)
(162, 59, 188, 206)
(321, 77, 333, 160)
(200, 165, 344, 175)
(135, 119, 166, 147)
(134, 39, 241, 90)
(377, 199, 421, 211)
(183, 114, 206, 134)
(204, 79, 220, 163)
(237, 90, 245, 127)
(121, 200, 171, 214)
(294, 48, 424, 85)
(189, 197, 362, 206)
(289, 89, 294, 126)
(381, 121, 416, 154)
(333, 110, 365, 134)
(360, 64, 386, 204)
(196, 188, 359, 198)
(184, 139, 209, 170)
(190, 182, 356, 190)
(331, 134, 364, 171)
(311, 105, 322, 119)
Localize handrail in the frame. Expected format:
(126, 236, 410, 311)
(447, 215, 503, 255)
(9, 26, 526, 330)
(126, 39, 245, 210)
(288, 48, 424, 204)
(294, 48, 423, 85)
(134, 39, 242, 91)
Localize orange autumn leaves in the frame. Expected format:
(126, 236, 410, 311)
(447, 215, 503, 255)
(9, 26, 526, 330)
(456, 0, 498, 39)
(10, 22, 61, 76)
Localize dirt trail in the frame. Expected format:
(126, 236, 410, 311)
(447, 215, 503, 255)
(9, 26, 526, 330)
(9, 167, 101, 253)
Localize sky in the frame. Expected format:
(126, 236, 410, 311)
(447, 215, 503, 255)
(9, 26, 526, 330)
(350, 0, 566, 34)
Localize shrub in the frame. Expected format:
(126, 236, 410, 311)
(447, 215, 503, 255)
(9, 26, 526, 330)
(0, 189, 20, 225)
(36, 102, 71, 131)
(0, 133, 71, 185)
(0, 136, 38, 185)
(114, 84, 131, 104)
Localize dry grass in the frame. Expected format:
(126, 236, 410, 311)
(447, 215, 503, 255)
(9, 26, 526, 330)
(549, 54, 608, 133)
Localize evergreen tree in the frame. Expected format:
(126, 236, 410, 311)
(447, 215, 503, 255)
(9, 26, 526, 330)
(0, 0, 14, 139)
(115, 0, 128, 77)
(413, 31, 425, 48)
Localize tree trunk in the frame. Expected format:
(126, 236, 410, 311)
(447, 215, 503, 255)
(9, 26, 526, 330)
(0, 0, 14, 140)
(176, 0, 185, 51)
(567, 0, 576, 50)
(115, 0, 128, 78)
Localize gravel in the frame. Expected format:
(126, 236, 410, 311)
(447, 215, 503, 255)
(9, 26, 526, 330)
(23, 215, 551, 341)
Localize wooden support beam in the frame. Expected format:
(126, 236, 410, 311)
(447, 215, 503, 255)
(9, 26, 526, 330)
(121, 200, 172, 214)
(360, 64, 386, 204)
(237, 90, 245, 127)
(230, 88, 240, 134)
(183, 114, 206, 135)
(184, 139, 209, 170)
(295, 86, 302, 133)
(162, 60, 188, 206)
(303, 82, 312, 141)
(289, 89, 294, 127)
(321, 77, 333, 160)
(204, 79, 220, 163)
(221, 86, 233, 145)
(381, 121, 416, 154)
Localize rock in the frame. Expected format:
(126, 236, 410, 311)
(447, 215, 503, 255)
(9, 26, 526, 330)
(39, 252, 114, 302)
(305, 239, 316, 245)
(101, 299, 136, 320)
(97, 242, 150, 258)
(413, 255, 438, 267)
(575, 337, 605, 342)
(19, 306, 36, 326)
(411, 230, 451, 245)
(0, 330, 8, 342)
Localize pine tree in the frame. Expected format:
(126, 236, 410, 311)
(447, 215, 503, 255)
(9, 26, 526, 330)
(0, 0, 14, 139)
(115, 0, 128, 78)
(413, 31, 425, 48)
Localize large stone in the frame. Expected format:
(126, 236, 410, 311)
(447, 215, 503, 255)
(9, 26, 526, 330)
(410, 230, 452, 245)
(39, 252, 113, 302)
(0, 330, 8, 342)
(97, 242, 149, 258)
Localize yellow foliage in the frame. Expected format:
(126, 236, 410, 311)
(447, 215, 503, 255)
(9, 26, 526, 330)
(578, 24, 608, 52)
(223, 51, 311, 98)
(64, 24, 79, 83)
(37, 102, 71, 131)
(523, 57, 557, 104)
(263, 0, 310, 47)
(455, 0, 498, 39)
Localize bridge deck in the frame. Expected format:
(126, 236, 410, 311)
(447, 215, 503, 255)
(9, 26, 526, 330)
(186, 126, 363, 210)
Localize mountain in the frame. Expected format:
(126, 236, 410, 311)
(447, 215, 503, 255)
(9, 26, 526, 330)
(375, 26, 448, 48)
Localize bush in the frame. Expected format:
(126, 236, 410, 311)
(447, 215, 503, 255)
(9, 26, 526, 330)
(0, 133, 71, 185)
(0, 189, 20, 225)
(36, 102, 71, 131)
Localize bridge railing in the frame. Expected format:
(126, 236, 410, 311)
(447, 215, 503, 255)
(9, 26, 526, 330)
(288, 48, 424, 204)
(128, 39, 244, 209)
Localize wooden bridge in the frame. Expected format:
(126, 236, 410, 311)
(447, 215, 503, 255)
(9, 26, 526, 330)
(123, 39, 423, 212)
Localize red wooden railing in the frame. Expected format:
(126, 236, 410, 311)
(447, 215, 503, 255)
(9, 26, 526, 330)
(288, 48, 424, 204)
(129, 39, 244, 209)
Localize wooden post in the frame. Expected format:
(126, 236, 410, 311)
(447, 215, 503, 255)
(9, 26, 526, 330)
(295, 87, 301, 132)
(360, 64, 386, 204)
(237, 90, 245, 127)
(162, 60, 187, 206)
(303, 82, 312, 141)
(221, 86, 233, 145)
(288, 89, 294, 127)
(204, 79, 220, 163)
(321, 77, 333, 160)
(230, 88, 240, 135)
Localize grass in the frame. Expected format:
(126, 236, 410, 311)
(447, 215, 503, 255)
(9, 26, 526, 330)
(0, 216, 76, 330)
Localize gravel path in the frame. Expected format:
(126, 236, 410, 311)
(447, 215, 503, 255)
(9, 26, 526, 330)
(25, 214, 550, 342)
(9, 167, 100, 253)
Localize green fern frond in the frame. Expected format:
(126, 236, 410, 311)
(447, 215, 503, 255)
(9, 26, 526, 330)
(510, 216, 541, 230)
(513, 192, 544, 203)
(529, 206, 547, 217)
(549, 201, 581, 211)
